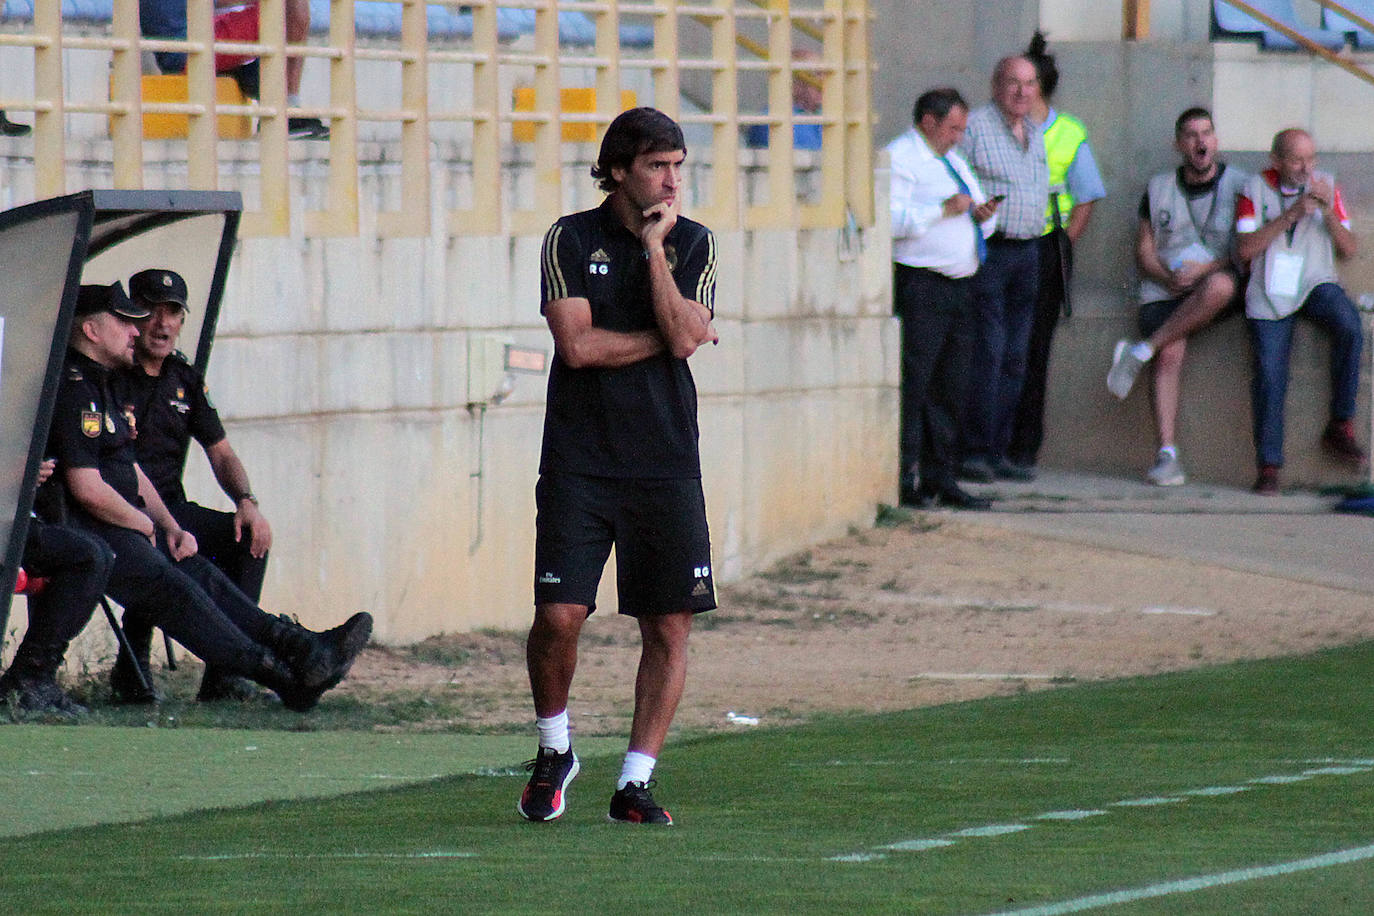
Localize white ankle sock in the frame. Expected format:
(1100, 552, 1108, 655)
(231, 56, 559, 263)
(536, 710, 570, 753)
(617, 751, 656, 789)
(1159, 444, 1177, 460)
(1130, 341, 1154, 362)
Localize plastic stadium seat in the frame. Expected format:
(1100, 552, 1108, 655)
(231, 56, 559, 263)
(1212, 0, 1348, 51)
(1, 0, 114, 21)
(491, 8, 655, 48)
(308, 1, 524, 42)
(1323, 1, 1374, 50)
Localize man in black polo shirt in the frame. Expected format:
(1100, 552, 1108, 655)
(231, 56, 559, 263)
(45, 282, 370, 711)
(518, 108, 719, 826)
(116, 267, 273, 702)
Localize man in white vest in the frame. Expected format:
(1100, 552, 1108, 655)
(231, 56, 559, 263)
(1107, 108, 1249, 486)
(1235, 128, 1364, 495)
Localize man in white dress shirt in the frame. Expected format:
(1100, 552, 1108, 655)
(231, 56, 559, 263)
(888, 87, 1001, 509)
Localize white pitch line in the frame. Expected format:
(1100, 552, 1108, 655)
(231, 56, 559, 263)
(1300, 758, 1374, 766)
(1140, 606, 1216, 617)
(1110, 796, 1185, 808)
(881, 839, 956, 852)
(1181, 786, 1250, 797)
(976, 842, 1374, 916)
(1304, 766, 1373, 777)
(1035, 810, 1108, 821)
(829, 760, 1374, 865)
(952, 824, 1031, 838)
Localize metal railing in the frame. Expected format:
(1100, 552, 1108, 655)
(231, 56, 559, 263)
(0, 0, 875, 237)
(1125, 0, 1374, 91)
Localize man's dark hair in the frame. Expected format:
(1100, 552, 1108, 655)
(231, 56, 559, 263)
(1025, 30, 1058, 100)
(591, 107, 686, 193)
(1174, 106, 1213, 137)
(913, 88, 967, 126)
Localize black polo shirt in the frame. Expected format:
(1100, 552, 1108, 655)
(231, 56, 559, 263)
(538, 198, 717, 479)
(120, 353, 226, 506)
(43, 348, 143, 517)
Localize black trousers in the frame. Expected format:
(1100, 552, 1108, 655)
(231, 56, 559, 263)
(1008, 230, 1071, 466)
(895, 263, 975, 493)
(170, 501, 268, 603)
(15, 520, 114, 653)
(75, 518, 271, 673)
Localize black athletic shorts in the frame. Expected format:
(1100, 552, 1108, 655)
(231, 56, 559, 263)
(1138, 291, 1243, 338)
(533, 472, 716, 617)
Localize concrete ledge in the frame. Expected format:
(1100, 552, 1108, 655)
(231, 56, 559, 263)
(1039, 287, 1373, 489)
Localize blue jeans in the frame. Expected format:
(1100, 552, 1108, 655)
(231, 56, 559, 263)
(1247, 282, 1363, 468)
(963, 238, 1039, 462)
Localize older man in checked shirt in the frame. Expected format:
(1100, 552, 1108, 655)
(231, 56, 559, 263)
(956, 55, 1050, 484)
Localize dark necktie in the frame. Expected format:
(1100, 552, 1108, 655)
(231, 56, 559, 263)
(940, 155, 987, 263)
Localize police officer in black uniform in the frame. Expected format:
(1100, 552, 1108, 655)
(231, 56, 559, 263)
(0, 461, 115, 717)
(45, 282, 371, 711)
(117, 268, 272, 701)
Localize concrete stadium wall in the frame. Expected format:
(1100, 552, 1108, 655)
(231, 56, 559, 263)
(869, 1, 1374, 488)
(0, 144, 897, 656)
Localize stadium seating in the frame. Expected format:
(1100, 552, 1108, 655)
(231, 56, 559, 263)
(0, 2, 653, 47)
(1322, 0, 1374, 50)
(1212, 0, 1348, 50)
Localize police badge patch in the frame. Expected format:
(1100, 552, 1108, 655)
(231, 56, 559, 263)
(81, 411, 101, 437)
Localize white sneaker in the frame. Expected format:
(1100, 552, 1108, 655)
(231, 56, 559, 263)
(1146, 449, 1186, 486)
(1107, 340, 1145, 400)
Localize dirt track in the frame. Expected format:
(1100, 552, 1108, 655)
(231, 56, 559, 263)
(338, 512, 1374, 736)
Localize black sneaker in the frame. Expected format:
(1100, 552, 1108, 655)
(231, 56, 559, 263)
(518, 746, 579, 822)
(608, 780, 673, 825)
(0, 111, 31, 136)
(288, 117, 330, 140)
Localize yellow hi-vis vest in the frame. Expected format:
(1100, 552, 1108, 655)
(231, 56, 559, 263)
(1042, 111, 1088, 236)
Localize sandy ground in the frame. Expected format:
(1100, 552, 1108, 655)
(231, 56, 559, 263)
(335, 512, 1374, 737)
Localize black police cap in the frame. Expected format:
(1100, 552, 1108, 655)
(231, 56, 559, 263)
(74, 282, 151, 320)
(128, 268, 189, 311)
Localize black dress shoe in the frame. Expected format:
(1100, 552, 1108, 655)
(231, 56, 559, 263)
(958, 457, 995, 483)
(915, 486, 992, 511)
(994, 458, 1036, 481)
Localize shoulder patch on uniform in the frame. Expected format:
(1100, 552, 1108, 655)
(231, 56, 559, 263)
(81, 411, 101, 437)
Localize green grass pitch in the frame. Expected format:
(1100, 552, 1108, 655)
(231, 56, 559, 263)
(4, 643, 1374, 914)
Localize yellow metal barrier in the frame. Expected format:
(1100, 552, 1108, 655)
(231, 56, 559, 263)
(0, 0, 874, 238)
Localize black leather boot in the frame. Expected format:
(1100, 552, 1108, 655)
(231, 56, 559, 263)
(0, 645, 86, 718)
(197, 666, 273, 703)
(109, 619, 160, 704)
(259, 612, 373, 710)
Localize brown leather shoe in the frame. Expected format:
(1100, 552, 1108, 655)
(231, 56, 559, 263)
(1252, 465, 1280, 496)
(1321, 419, 1368, 469)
